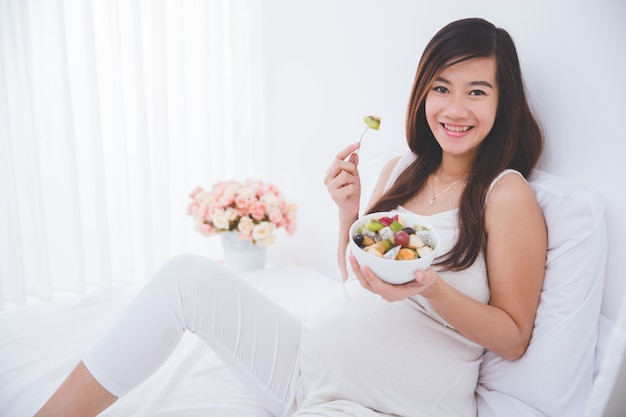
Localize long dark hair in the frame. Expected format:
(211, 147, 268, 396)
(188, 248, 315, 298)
(367, 18, 543, 271)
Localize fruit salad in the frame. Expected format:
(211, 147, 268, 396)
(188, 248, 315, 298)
(352, 213, 435, 261)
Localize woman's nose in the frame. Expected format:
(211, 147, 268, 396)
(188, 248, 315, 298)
(443, 94, 469, 119)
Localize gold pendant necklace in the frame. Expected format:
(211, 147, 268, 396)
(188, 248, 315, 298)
(429, 177, 462, 205)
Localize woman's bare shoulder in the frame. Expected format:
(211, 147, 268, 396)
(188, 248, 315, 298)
(485, 171, 544, 232)
(487, 171, 536, 208)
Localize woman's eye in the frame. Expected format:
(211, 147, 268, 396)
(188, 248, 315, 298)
(469, 89, 486, 96)
(433, 86, 448, 94)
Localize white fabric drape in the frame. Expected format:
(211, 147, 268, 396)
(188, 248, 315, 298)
(0, 0, 266, 308)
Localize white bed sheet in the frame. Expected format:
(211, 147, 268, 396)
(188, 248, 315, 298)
(0, 265, 340, 417)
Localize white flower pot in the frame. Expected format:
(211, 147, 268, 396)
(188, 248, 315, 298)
(220, 231, 267, 272)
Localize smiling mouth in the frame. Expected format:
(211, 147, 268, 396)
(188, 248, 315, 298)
(442, 124, 472, 133)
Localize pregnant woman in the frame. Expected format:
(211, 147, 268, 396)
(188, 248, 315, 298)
(35, 17, 546, 417)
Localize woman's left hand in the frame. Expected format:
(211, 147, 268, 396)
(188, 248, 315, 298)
(348, 253, 439, 301)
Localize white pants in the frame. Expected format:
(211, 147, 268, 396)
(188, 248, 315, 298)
(83, 254, 302, 417)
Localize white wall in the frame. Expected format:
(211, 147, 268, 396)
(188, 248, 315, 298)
(257, 0, 626, 319)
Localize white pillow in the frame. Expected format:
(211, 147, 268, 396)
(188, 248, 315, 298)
(477, 170, 608, 417)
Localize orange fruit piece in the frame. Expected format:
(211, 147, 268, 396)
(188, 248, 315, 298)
(396, 248, 416, 260)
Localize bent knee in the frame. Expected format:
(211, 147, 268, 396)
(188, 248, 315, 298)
(151, 254, 230, 289)
(158, 253, 222, 278)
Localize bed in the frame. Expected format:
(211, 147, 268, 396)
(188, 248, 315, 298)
(0, 169, 613, 417)
(1, 266, 340, 417)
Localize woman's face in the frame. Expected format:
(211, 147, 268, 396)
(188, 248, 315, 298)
(425, 57, 499, 161)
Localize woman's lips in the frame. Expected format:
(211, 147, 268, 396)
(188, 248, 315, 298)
(441, 123, 473, 136)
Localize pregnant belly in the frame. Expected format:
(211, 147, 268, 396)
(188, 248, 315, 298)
(294, 279, 482, 416)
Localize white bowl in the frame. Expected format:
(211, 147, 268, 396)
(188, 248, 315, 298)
(348, 211, 440, 284)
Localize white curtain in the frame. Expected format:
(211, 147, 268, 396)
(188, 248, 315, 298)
(0, 0, 266, 308)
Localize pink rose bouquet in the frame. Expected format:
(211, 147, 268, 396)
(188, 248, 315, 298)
(187, 179, 298, 246)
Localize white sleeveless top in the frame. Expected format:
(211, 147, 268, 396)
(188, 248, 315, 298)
(286, 152, 523, 417)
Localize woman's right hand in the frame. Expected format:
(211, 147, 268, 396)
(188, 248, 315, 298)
(324, 142, 362, 223)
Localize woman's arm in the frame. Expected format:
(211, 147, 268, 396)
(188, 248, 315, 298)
(324, 144, 401, 280)
(324, 143, 361, 280)
(479, 172, 547, 358)
(350, 172, 547, 360)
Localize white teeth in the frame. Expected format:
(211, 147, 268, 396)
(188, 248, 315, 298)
(444, 124, 471, 133)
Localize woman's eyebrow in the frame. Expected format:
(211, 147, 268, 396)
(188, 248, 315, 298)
(470, 80, 494, 88)
(435, 76, 494, 89)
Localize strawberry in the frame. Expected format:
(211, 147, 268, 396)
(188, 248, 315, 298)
(379, 216, 394, 226)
